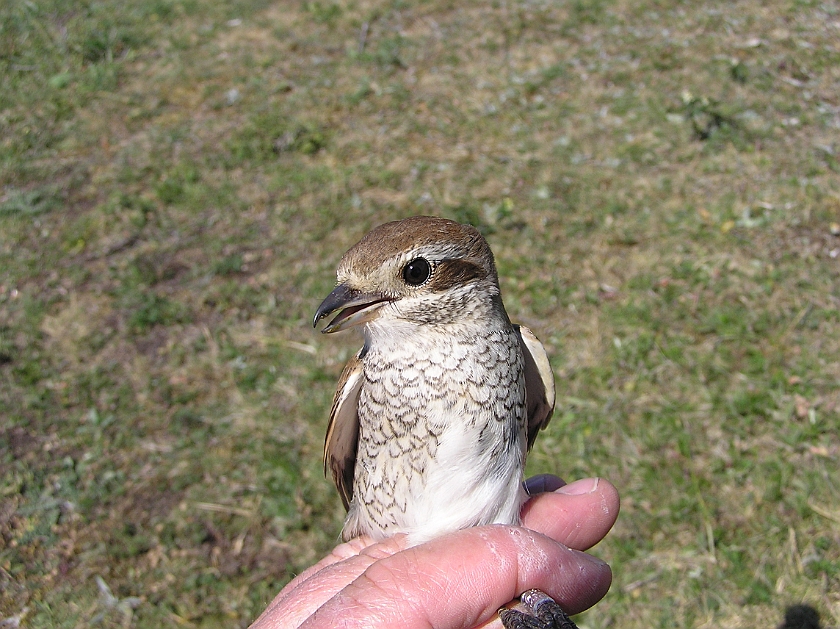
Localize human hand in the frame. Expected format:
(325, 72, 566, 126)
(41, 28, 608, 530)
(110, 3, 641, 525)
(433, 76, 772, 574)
(251, 476, 619, 629)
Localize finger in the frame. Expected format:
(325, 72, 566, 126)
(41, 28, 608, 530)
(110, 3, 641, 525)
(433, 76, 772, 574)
(520, 477, 620, 551)
(283, 536, 377, 593)
(250, 536, 408, 629)
(301, 525, 612, 629)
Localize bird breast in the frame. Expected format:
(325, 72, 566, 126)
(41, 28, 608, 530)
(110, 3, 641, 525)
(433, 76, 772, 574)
(346, 324, 529, 544)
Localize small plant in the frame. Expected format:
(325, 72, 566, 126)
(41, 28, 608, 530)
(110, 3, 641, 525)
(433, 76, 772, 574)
(128, 293, 188, 332)
(680, 91, 740, 142)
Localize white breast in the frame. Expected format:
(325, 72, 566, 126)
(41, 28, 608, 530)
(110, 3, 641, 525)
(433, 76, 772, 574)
(344, 323, 529, 545)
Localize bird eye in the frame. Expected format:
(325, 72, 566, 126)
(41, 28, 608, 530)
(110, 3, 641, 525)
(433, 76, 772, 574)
(402, 257, 431, 286)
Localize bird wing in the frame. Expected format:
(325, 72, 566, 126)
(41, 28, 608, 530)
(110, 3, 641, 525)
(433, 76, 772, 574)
(323, 350, 364, 510)
(515, 325, 556, 450)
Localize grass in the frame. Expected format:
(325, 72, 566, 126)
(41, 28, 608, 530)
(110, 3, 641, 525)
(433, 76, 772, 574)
(1, 0, 839, 627)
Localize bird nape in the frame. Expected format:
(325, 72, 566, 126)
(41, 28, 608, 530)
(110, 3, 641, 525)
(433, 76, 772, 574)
(313, 215, 579, 629)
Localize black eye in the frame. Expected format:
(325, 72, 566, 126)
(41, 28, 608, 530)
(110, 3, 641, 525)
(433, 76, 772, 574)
(402, 258, 431, 286)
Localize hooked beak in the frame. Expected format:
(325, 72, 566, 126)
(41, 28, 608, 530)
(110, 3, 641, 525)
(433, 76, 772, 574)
(313, 284, 392, 333)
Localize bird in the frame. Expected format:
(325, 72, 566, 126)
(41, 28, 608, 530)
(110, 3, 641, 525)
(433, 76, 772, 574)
(313, 215, 577, 629)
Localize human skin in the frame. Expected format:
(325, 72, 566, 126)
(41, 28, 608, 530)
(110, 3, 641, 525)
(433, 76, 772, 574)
(251, 475, 620, 629)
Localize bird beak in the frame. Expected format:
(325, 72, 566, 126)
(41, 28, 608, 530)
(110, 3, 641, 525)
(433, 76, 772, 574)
(313, 284, 392, 333)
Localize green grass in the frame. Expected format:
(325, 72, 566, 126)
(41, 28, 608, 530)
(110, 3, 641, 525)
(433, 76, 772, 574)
(2, 0, 839, 627)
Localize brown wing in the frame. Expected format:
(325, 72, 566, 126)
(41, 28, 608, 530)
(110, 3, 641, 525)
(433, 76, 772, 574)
(323, 351, 364, 510)
(515, 325, 556, 450)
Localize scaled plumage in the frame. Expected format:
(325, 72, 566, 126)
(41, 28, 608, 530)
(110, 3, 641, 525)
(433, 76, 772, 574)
(314, 216, 554, 544)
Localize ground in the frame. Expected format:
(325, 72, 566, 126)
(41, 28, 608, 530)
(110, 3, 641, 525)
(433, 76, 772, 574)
(1, 0, 839, 627)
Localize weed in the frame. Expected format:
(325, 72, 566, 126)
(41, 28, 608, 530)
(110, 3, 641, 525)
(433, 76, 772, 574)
(1, 1, 838, 628)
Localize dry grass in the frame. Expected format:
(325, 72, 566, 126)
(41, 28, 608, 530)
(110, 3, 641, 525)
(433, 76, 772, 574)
(1, 0, 839, 627)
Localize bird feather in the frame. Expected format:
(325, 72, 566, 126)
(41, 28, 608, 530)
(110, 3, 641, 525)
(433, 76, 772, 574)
(323, 351, 364, 510)
(515, 325, 556, 451)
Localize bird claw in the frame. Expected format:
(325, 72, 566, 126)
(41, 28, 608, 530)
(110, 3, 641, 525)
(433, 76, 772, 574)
(498, 589, 579, 629)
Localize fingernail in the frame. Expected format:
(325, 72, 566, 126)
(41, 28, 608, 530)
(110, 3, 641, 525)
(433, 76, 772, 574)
(574, 547, 610, 568)
(556, 477, 599, 496)
(524, 474, 565, 494)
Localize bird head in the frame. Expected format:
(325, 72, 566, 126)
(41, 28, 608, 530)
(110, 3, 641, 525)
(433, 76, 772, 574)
(313, 216, 505, 334)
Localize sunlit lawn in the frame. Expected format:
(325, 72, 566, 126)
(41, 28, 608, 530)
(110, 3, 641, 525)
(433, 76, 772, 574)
(1, 1, 838, 627)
